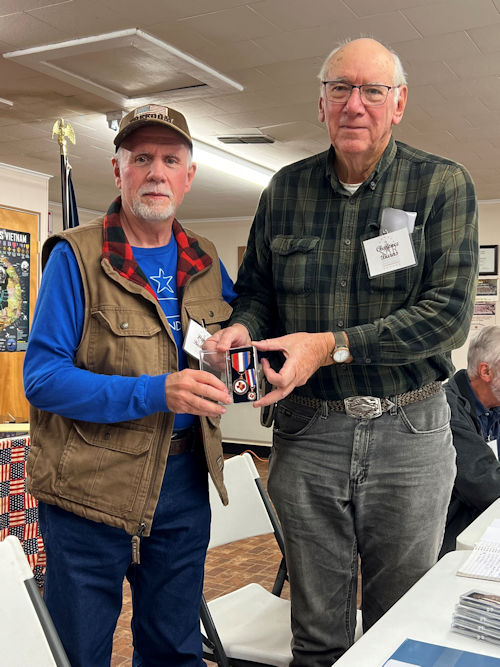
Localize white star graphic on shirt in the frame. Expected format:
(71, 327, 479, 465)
(150, 269, 174, 295)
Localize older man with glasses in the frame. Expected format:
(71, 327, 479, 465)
(214, 37, 479, 665)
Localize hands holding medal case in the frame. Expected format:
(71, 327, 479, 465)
(199, 345, 260, 403)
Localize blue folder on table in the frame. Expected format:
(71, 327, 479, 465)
(383, 638, 500, 666)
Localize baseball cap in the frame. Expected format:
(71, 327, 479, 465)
(114, 104, 192, 149)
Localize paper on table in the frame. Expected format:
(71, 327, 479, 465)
(457, 520, 500, 581)
(482, 521, 500, 543)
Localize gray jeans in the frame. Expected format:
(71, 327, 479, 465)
(268, 390, 455, 666)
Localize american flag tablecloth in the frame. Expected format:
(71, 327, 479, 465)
(0, 435, 46, 585)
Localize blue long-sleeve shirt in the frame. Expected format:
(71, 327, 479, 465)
(24, 239, 235, 425)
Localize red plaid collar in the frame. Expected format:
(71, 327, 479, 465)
(102, 196, 213, 301)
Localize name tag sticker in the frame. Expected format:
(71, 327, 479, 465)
(363, 228, 417, 279)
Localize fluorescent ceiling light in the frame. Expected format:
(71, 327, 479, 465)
(193, 141, 274, 188)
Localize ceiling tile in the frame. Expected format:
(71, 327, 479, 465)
(250, 0, 355, 30)
(0, 11, 64, 47)
(255, 56, 324, 86)
(0, 0, 71, 16)
(178, 5, 279, 43)
(446, 51, 500, 79)
(344, 0, 439, 17)
(395, 31, 480, 64)
(401, 0, 500, 37)
(467, 22, 500, 53)
(403, 60, 459, 86)
(138, 0, 253, 21)
(26, 0, 125, 36)
(253, 14, 421, 62)
(187, 37, 278, 72)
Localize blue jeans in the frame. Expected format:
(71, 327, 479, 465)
(38, 450, 211, 667)
(268, 391, 455, 666)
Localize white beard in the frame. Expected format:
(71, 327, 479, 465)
(131, 190, 176, 222)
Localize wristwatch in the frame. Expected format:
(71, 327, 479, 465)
(331, 331, 350, 363)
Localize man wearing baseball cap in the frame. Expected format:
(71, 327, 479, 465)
(24, 104, 236, 666)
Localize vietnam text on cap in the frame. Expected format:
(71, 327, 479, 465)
(114, 105, 192, 149)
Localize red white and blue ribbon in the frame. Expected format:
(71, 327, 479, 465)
(231, 350, 251, 373)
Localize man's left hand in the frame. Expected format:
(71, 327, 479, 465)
(252, 332, 334, 408)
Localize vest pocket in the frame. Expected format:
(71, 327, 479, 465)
(88, 308, 162, 375)
(55, 420, 155, 516)
(185, 299, 233, 334)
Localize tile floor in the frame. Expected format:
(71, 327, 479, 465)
(110, 451, 286, 666)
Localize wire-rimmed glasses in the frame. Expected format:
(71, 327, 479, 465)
(322, 81, 400, 106)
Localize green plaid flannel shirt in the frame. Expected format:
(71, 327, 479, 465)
(230, 137, 478, 401)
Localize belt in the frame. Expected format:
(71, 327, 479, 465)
(169, 426, 199, 455)
(288, 381, 442, 419)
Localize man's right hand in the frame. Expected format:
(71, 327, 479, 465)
(165, 369, 232, 417)
(205, 323, 252, 353)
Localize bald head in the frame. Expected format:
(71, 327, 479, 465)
(319, 38, 407, 92)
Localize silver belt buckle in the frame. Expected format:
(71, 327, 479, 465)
(344, 396, 382, 419)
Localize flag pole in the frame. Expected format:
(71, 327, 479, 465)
(52, 118, 76, 230)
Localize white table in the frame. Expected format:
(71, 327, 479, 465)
(335, 550, 500, 666)
(456, 498, 500, 550)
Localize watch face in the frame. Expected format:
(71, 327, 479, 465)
(333, 347, 350, 363)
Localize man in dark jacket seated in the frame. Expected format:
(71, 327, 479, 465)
(440, 325, 500, 556)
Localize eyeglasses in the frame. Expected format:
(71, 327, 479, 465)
(322, 81, 399, 106)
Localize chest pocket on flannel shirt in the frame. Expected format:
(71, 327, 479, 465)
(271, 235, 319, 295)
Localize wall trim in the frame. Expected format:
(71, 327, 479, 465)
(0, 162, 51, 180)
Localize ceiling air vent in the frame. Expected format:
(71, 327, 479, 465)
(3, 29, 243, 107)
(217, 135, 275, 144)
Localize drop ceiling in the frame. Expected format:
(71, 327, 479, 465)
(1, 0, 500, 221)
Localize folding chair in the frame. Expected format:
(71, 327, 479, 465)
(0, 535, 70, 667)
(201, 452, 292, 666)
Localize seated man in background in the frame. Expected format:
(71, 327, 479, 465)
(440, 325, 500, 556)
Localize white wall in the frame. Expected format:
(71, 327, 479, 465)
(49, 201, 103, 234)
(0, 162, 50, 241)
(452, 200, 500, 371)
(184, 216, 253, 283)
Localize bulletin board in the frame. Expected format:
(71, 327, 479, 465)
(0, 207, 38, 422)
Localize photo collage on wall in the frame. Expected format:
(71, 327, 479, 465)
(0, 227, 30, 352)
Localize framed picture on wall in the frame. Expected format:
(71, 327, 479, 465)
(479, 245, 498, 275)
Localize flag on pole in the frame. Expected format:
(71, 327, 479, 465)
(52, 118, 79, 229)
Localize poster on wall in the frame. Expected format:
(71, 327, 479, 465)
(0, 227, 30, 352)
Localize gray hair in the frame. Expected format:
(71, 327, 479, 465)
(318, 38, 407, 102)
(467, 325, 500, 379)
